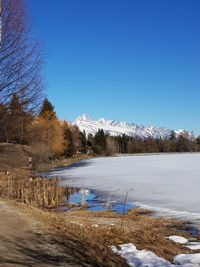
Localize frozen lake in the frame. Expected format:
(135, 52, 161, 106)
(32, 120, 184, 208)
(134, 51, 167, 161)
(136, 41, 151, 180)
(49, 154, 200, 223)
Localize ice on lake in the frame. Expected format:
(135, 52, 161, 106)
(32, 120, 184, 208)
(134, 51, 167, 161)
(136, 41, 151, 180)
(48, 153, 200, 224)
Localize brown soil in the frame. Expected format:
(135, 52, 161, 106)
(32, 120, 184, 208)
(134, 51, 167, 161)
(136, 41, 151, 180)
(0, 199, 92, 267)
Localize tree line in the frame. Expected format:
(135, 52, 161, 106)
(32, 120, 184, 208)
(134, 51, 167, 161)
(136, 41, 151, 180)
(1, 93, 200, 162)
(89, 129, 200, 155)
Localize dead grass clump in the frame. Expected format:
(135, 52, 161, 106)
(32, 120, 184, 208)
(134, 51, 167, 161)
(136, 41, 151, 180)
(128, 208, 152, 216)
(0, 170, 66, 208)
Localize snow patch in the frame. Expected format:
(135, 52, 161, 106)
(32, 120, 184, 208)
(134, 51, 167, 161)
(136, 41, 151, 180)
(186, 242, 200, 250)
(112, 243, 200, 266)
(112, 243, 172, 266)
(168, 236, 188, 244)
(174, 253, 200, 266)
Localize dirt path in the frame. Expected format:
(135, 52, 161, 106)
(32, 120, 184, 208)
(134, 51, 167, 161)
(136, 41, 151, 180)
(0, 199, 84, 267)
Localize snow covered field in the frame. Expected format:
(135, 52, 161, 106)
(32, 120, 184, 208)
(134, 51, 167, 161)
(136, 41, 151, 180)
(49, 153, 200, 224)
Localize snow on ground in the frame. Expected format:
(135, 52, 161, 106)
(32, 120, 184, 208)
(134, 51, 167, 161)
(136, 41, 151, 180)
(168, 236, 188, 244)
(112, 243, 200, 267)
(186, 243, 200, 250)
(167, 235, 200, 252)
(174, 253, 200, 266)
(112, 243, 172, 267)
(48, 154, 200, 224)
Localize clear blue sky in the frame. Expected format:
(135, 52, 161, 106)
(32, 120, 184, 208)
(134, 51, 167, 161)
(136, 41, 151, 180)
(27, 0, 200, 134)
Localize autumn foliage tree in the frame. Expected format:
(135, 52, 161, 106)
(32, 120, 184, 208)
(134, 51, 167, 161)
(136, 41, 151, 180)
(39, 98, 57, 120)
(28, 98, 65, 164)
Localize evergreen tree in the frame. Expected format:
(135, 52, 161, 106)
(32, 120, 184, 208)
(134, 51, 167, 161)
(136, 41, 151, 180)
(0, 104, 8, 142)
(93, 129, 106, 154)
(79, 130, 87, 153)
(116, 134, 129, 153)
(169, 130, 176, 141)
(63, 126, 74, 157)
(39, 98, 57, 120)
(8, 94, 23, 143)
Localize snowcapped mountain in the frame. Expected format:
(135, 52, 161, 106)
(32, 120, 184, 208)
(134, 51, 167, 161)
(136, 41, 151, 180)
(74, 114, 192, 139)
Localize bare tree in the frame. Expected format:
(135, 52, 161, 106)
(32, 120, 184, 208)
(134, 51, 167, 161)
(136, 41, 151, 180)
(106, 135, 118, 155)
(0, 0, 43, 112)
(71, 125, 82, 153)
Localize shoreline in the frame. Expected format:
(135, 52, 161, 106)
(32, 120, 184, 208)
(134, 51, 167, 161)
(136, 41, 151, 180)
(39, 151, 200, 173)
(1, 191, 199, 265)
(68, 186, 200, 234)
(45, 154, 200, 229)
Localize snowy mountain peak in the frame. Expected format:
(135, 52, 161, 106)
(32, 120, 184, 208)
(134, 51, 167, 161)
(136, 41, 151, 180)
(75, 114, 91, 122)
(98, 118, 108, 125)
(74, 114, 193, 140)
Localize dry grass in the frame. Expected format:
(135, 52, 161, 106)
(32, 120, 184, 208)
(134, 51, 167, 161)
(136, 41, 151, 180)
(0, 142, 84, 208)
(36, 154, 93, 172)
(0, 169, 67, 208)
(17, 205, 193, 265)
(0, 142, 92, 172)
(0, 143, 29, 172)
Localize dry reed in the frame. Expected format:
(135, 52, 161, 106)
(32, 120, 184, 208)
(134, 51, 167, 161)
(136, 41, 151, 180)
(0, 170, 66, 208)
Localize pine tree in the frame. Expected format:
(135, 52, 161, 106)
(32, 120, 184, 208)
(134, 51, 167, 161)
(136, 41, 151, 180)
(169, 130, 176, 141)
(116, 134, 129, 153)
(93, 129, 106, 154)
(79, 130, 87, 154)
(8, 94, 22, 143)
(0, 104, 8, 142)
(39, 98, 57, 121)
(63, 126, 74, 157)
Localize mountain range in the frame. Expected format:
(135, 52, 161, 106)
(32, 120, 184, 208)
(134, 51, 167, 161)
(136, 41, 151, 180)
(74, 114, 192, 139)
